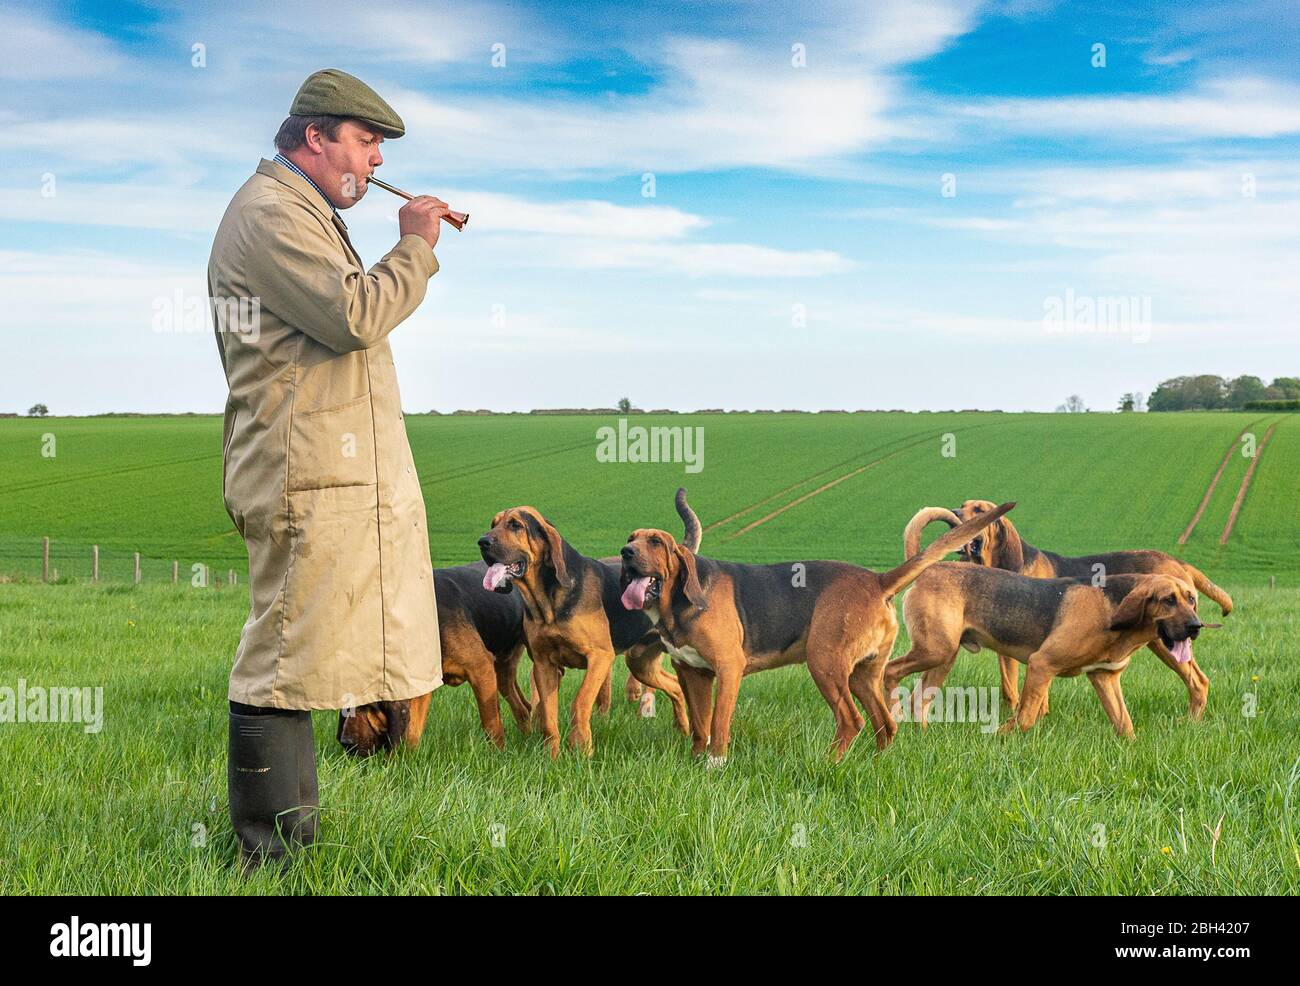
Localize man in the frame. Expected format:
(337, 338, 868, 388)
(208, 68, 449, 868)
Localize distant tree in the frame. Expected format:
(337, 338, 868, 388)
(1227, 375, 1268, 408)
(1056, 394, 1087, 413)
(1149, 375, 1228, 411)
(27, 403, 49, 417)
(1117, 392, 1146, 412)
(617, 397, 632, 413)
(1266, 376, 1300, 400)
(1148, 377, 1186, 411)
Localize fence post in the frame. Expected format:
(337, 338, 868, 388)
(92, 545, 99, 582)
(228, 569, 236, 586)
(43, 537, 50, 582)
(134, 552, 141, 585)
(172, 561, 178, 584)
(1270, 575, 1276, 590)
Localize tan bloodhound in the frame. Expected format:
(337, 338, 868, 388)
(619, 502, 1015, 763)
(904, 501, 1231, 718)
(883, 566, 1219, 736)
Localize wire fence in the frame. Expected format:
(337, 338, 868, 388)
(0, 537, 246, 587)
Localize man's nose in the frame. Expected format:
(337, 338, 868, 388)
(372, 146, 383, 168)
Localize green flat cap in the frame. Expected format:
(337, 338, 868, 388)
(290, 68, 406, 138)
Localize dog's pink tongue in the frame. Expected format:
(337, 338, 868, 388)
(1171, 637, 1193, 664)
(622, 577, 652, 610)
(483, 563, 509, 591)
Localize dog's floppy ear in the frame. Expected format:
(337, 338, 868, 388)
(490, 509, 506, 529)
(381, 699, 411, 751)
(1109, 583, 1153, 631)
(536, 514, 574, 588)
(674, 544, 708, 610)
(993, 516, 1024, 572)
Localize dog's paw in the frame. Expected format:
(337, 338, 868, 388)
(639, 692, 656, 718)
(705, 754, 728, 770)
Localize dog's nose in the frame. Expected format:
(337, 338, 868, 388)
(1188, 622, 1202, 639)
(620, 546, 634, 560)
(477, 535, 492, 550)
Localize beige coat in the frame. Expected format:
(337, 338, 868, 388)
(209, 158, 442, 709)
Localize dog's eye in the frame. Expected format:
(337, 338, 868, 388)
(509, 519, 522, 531)
(1163, 595, 1175, 605)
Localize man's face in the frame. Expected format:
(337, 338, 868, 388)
(305, 118, 385, 210)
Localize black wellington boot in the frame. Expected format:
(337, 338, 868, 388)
(228, 703, 319, 871)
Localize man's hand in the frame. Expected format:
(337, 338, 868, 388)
(398, 195, 450, 250)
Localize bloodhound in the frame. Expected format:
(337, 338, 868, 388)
(337, 561, 529, 756)
(619, 501, 1015, 763)
(882, 566, 1219, 736)
(904, 501, 1231, 719)
(476, 490, 701, 757)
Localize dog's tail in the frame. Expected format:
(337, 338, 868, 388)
(880, 501, 1015, 598)
(676, 487, 702, 552)
(902, 506, 962, 557)
(1183, 562, 1233, 616)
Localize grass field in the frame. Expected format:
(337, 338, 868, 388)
(2, 412, 1297, 894)
(2, 411, 1296, 581)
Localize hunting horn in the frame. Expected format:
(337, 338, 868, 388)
(367, 175, 469, 231)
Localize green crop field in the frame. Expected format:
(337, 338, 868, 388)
(2, 411, 1295, 581)
(1, 412, 1297, 894)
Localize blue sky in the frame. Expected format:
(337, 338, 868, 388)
(3, 0, 1298, 414)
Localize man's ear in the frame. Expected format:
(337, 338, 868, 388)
(1109, 584, 1153, 631)
(994, 517, 1025, 572)
(538, 516, 574, 588)
(674, 545, 708, 610)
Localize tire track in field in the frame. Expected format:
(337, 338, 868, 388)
(703, 446, 904, 533)
(716, 420, 1014, 543)
(0, 451, 223, 496)
(1218, 422, 1277, 545)
(703, 424, 1001, 533)
(1176, 419, 1265, 545)
(420, 438, 595, 488)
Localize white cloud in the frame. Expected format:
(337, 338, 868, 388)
(0, 11, 125, 80)
(390, 38, 898, 177)
(488, 237, 853, 277)
(839, 0, 984, 66)
(222, 0, 550, 65)
(0, 181, 232, 233)
(1142, 48, 1196, 67)
(958, 77, 1300, 140)
(0, 114, 262, 171)
(430, 191, 709, 239)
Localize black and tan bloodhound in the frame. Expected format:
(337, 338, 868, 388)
(882, 565, 1220, 736)
(337, 561, 529, 756)
(618, 501, 1015, 764)
(476, 490, 701, 757)
(904, 501, 1232, 719)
